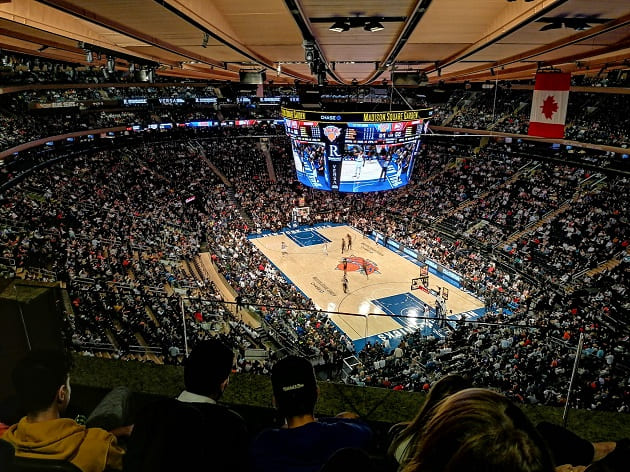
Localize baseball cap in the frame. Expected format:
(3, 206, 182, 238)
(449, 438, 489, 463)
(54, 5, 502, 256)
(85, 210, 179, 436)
(271, 356, 318, 416)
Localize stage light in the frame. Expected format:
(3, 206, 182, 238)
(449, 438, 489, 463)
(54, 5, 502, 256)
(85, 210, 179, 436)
(86, 51, 93, 63)
(329, 20, 350, 32)
(364, 20, 384, 32)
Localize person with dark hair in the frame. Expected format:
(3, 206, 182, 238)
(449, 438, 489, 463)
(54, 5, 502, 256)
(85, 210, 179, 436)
(388, 374, 471, 470)
(250, 355, 372, 472)
(2, 349, 126, 472)
(124, 338, 248, 472)
(403, 388, 555, 472)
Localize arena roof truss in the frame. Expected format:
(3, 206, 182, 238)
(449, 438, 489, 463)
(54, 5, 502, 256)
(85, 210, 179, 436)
(0, 0, 627, 84)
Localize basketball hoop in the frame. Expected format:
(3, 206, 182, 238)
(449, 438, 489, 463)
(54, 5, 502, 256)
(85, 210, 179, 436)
(291, 206, 310, 228)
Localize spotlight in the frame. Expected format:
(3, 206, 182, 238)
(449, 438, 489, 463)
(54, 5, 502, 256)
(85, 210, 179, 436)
(86, 51, 93, 63)
(364, 20, 384, 32)
(303, 40, 316, 64)
(107, 57, 115, 74)
(330, 20, 350, 32)
(569, 19, 591, 31)
(317, 71, 327, 86)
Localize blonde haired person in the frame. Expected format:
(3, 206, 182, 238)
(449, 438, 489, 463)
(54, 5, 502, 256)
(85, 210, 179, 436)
(388, 374, 471, 470)
(403, 388, 554, 472)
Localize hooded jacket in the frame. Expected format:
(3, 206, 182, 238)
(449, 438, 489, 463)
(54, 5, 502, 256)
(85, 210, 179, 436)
(3, 417, 124, 472)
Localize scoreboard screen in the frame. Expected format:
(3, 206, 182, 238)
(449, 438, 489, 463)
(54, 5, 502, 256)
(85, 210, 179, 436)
(284, 119, 427, 145)
(284, 111, 428, 193)
(346, 121, 426, 144)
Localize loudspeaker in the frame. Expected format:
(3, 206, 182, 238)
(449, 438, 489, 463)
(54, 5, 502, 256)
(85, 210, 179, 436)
(299, 88, 321, 109)
(135, 69, 149, 82)
(239, 71, 266, 84)
(392, 72, 421, 86)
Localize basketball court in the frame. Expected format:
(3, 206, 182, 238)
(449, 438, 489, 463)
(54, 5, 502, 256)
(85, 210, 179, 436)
(248, 223, 485, 350)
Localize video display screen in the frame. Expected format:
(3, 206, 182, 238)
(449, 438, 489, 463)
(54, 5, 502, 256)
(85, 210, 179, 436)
(284, 119, 426, 145)
(290, 138, 421, 192)
(285, 118, 426, 192)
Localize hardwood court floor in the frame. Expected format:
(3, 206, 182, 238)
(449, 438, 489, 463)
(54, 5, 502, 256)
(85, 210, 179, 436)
(250, 225, 484, 342)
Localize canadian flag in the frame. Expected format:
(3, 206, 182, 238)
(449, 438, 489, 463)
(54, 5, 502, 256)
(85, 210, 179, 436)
(528, 72, 571, 139)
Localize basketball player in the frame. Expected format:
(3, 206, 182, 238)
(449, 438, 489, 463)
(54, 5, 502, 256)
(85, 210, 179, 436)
(323, 243, 328, 256)
(341, 238, 346, 254)
(379, 153, 390, 181)
(342, 258, 348, 274)
(424, 303, 430, 319)
(435, 291, 446, 328)
(395, 158, 404, 184)
(342, 274, 349, 294)
(362, 260, 369, 279)
(353, 148, 364, 178)
(346, 234, 352, 251)
(281, 241, 288, 257)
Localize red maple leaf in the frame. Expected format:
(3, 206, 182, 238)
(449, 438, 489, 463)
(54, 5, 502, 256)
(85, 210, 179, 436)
(540, 95, 559, 120)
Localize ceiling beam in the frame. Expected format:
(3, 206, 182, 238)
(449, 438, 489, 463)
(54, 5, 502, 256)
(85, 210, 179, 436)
(427, 0, 569, 76)
(0, 40, 87, 64)
(161, 0, 312, 82)
(365, 0, 433, 85)
(0, 1, 175, 66)
(35, 0, 221, 68)
(437, 16, 630, 82)
(0, 26, 80, 54)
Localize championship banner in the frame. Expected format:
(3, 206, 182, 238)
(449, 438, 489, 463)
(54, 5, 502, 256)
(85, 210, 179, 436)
(528, 72, 571, 139)
(320, 123, 346, 191)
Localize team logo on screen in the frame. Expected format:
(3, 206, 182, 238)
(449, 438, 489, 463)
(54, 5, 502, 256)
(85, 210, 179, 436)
(337, 256, 380, 275)
(323, 125, 342, 142)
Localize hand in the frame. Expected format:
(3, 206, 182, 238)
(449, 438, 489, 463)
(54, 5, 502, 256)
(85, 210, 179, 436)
(555, 465, 587, 472)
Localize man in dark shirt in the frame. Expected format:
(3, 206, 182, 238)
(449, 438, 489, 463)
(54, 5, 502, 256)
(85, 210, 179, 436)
(250, 356, 372, 472)
(124, 339, 248, 472)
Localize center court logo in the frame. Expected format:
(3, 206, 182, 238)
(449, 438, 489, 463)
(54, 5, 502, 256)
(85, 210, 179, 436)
(323, 125, 342, 142)
(337, 256, 379, 276)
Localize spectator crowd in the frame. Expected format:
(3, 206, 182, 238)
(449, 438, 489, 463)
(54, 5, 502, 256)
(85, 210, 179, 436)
(0, 79, 628, 415)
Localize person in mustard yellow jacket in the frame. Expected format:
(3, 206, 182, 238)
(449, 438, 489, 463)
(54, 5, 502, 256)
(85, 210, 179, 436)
(3, 349, 126, 472)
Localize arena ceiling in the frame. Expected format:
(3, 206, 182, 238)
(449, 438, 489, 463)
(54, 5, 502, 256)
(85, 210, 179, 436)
(0, 0, 629, 85)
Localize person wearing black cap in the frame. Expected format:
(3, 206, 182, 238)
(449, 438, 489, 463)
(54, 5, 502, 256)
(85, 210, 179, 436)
(250, 355, 372, 472)
(124, 339, 248, 472)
